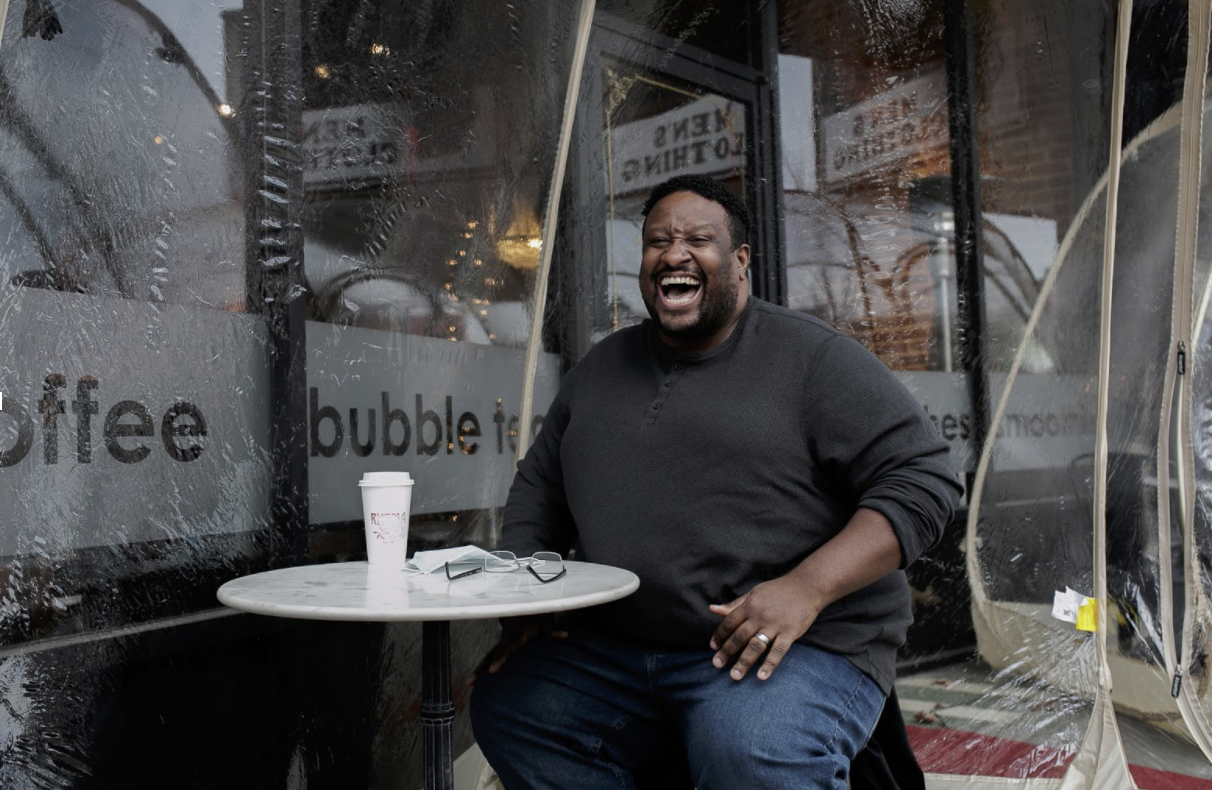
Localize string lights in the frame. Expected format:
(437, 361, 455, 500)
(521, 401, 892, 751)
(439, 217, 505, 344)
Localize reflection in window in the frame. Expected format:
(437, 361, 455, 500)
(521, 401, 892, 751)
(298, 0, 573, 349)
(778, 1, 952, 372)
(0, 0, 245, 311)
(778, 5, 1065, 376)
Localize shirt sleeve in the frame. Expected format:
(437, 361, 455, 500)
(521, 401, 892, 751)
(806, 335, 963, 568)
(500, 364, 581, 558)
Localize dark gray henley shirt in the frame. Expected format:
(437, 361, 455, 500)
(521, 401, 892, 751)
(502, 298, 962, 692)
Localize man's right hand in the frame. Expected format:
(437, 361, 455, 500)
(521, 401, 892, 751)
(466, 614, 568, 686)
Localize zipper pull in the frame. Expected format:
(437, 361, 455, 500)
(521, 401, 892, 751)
(1178, 342, 1187, 376)
(1172, 665, 1184, 698)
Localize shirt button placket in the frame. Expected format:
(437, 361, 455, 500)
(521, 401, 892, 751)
(645, 362, 685, 426)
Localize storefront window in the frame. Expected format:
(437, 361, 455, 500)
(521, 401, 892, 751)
(0, 0, 271, 644)
(297, 0, 573, 557)
(1, 1, 585, 784)
(779, 3, 951, 372)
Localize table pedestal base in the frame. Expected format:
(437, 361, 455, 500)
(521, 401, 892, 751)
(422, 620, 454, 790)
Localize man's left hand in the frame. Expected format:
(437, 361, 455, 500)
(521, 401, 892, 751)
(707, 574, 822, 682)
(706, 508, 904, 683)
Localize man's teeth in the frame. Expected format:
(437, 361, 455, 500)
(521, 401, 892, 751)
(658, 274, 701, 306)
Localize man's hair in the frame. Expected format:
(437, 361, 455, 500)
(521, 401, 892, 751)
(640, 175, 750, 250)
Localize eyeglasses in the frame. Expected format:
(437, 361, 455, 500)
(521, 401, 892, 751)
(445, 551, 566, 583)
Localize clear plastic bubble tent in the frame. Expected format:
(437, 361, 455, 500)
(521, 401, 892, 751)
(6, 0, 1212, 788)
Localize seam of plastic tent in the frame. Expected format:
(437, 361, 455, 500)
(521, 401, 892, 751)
(1163, 7, 1212, 680)
(1060, 0, 1136, 785)
(1195, 180, 1212, 338)
(515, 0, 598, 463)
(1168, 0, 1212, 761)
(1094, 0, 1130, 695)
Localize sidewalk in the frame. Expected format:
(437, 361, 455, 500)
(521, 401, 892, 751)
(898, 661, 1212, 788)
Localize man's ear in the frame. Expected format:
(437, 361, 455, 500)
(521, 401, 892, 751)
(736, 244, 751, 280)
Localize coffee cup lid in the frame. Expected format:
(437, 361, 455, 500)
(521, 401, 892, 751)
(359, 471, 413, 484)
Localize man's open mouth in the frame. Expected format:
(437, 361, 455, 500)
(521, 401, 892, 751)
(658, 273, 702, 307)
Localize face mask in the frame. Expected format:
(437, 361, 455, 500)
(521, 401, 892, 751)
(404, 569, 527, 597)
(404, 545, 495, 575)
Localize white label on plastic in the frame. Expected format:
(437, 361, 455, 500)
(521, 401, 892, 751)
(1052, 590, 1078, 623)
(1051, 587, 1089, 624)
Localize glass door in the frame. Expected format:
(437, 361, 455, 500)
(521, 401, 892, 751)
(559, 14, 766, 364)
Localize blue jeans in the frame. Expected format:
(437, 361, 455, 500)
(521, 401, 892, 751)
(470, 627, 885, 790)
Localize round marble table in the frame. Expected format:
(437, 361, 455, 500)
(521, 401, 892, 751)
(217, 561, 639, 790)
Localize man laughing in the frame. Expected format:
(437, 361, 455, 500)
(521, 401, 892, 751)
(470, 174, 961, 789)
(639, 182, 748, 351)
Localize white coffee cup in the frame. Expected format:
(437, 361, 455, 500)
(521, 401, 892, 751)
(359, 472, 414, 566)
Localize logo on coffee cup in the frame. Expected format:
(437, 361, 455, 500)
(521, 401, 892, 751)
(371, 512, 408, 543)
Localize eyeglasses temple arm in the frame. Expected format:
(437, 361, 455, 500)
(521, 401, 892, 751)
(527, 565, 567, 584)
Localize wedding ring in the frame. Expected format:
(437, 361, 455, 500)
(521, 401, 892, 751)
(755, 633, 770, 645)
